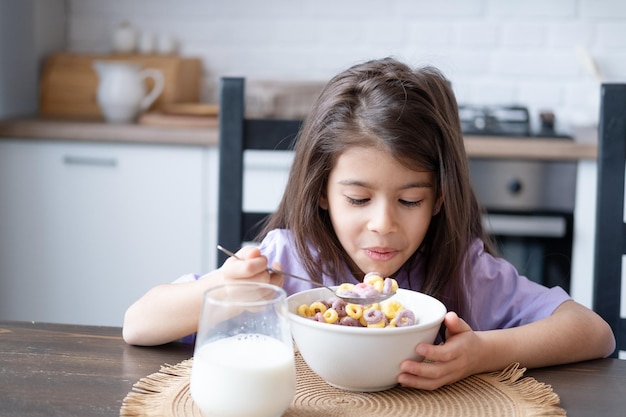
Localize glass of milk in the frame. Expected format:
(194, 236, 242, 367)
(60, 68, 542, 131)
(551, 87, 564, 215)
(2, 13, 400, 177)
(190, 282, 296, 417)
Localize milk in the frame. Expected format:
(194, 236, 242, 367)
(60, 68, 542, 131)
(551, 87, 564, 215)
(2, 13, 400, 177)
(190, 334, 296, 417)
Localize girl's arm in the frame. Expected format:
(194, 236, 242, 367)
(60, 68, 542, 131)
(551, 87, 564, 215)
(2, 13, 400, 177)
(398, 300, 616, 390)
(122, 247, 283, 346)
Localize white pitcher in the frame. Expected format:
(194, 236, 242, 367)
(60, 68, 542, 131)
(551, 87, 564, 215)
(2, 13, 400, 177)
(93, 61, 164, 123)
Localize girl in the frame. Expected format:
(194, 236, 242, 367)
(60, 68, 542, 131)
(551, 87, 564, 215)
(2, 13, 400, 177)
(123, 57, 615, 390)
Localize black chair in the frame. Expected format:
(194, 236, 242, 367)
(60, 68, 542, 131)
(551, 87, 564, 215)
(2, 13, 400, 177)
(593, 83, 626, 358)
(217, 77, 303, 266)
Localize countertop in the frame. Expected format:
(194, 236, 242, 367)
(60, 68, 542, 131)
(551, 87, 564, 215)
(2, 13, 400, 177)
(0, 117, 218, 147)
(0, 117, 598, 160)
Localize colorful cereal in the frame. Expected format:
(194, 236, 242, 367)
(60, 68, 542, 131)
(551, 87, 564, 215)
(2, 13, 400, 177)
(334, 273, 398, 301)
(297, 298, 417, 328)
(295, 275, 418, 328)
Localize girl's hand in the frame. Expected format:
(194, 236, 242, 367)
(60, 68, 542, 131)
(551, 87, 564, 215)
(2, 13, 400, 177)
(397, 311, 484, 390)
(216, 246, 284, 288)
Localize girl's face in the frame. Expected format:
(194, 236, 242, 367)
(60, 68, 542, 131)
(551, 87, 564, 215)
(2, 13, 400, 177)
(320, 146, 440, 278)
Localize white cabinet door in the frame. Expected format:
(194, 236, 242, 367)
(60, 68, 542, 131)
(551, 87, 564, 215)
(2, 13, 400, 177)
(0, 140, 212, 326)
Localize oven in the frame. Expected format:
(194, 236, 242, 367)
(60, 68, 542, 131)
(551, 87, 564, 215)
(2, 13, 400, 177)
(462, 105, 576, 293)
(469, 160, 576, 292)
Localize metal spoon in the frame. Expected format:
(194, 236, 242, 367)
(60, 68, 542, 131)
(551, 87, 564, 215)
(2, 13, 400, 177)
(217, 245, 395, 305)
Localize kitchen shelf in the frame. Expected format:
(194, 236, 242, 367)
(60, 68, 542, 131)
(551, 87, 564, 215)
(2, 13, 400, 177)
(464, 136, 597, 160)
(0, 118, 597, 160)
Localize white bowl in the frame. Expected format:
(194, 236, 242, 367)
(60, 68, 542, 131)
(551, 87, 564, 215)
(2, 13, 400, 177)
(287, 287, 446, 392)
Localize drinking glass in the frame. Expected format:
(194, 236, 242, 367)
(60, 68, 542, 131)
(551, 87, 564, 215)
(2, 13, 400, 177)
(190, 282, 296, 417)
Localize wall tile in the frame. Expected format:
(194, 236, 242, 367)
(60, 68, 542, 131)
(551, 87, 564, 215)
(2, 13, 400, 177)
(64, 0, 626, 128)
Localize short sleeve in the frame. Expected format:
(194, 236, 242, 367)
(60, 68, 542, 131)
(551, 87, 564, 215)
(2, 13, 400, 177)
(464, 239, 571, 331)
(260, 230, 318, 296)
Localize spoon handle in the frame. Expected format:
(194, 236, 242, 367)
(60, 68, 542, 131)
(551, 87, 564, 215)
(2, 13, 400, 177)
(217, 244, 243, 260)
(217, 245, 323, 287)
(266, 267, 324, 287)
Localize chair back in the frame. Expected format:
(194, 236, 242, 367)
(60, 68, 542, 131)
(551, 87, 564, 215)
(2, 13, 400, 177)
(593, 83, 626, 357)
(217, 77, 302, 265)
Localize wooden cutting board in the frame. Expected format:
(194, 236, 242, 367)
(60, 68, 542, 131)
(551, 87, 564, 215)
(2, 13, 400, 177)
(138, 102, 218, 127)
(138, 112, 218, 128)
(39, 53, 202, 119)
(160, 103, 218, 117)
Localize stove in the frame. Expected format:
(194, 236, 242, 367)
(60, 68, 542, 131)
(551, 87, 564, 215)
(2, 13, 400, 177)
(460, 104, 531, 136)
(459, 104, 570, 139)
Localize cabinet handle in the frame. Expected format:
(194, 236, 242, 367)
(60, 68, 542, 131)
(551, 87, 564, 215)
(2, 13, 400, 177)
(63, 155, 118, 167)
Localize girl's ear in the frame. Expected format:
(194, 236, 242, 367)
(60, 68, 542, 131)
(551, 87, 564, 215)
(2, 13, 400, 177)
(433, 194, 443, 216)
(319, 194, 329, 210)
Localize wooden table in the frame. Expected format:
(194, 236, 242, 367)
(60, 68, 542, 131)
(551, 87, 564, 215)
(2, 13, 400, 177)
(1, 321, 624, 416)
(0, 321, 193, 417)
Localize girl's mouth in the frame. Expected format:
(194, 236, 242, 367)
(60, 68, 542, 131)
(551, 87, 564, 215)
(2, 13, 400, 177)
(365, 248, 397, 262)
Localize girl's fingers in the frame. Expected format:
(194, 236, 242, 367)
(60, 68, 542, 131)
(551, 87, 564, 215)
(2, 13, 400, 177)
(269, 261, 285, 287)
(398, 359, 457, 390)
(237, 246, 262, 259)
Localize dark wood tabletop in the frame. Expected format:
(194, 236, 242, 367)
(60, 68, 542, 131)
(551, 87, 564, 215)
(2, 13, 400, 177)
(0, 321, 193, 417)
(527, 357, 626, 415)
(1, 320, 624, 417)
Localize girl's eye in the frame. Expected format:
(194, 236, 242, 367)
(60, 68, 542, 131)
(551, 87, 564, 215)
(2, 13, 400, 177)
(347, 197, 369, 206)
(400, 199, 423, 207)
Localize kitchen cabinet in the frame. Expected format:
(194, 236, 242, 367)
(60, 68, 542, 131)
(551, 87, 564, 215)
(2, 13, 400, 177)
(0, 139, 218, 326)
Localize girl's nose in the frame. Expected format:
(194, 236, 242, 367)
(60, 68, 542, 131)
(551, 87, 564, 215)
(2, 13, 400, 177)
(367, 203, 397, 234)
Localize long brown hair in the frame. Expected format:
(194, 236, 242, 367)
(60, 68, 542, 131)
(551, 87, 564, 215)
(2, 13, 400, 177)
(258, 57, 495, 317)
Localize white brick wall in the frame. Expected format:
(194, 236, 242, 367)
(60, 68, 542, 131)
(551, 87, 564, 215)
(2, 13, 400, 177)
(66, 0, 626, 132)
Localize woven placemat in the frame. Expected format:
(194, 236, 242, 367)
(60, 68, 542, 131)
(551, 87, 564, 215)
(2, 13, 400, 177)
(120, 352, 565, 417)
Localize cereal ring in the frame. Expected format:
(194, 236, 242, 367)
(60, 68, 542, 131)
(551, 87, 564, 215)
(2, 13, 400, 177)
(367, 319, 386, 328)
(331, 298, 347, 317)
(335, 289, 359, 298)
(395, 309, 416, 327)
(364, 273, 384, 291)
(363, 308, 385, 325)
(323, 308, 339, 324)
(353, 282, 380, 298)
(339, 316, 361, 327)
(297, 304, 312, 317)
(309, 301, 327, 314)
(345, 303, 363, 319)
(381, 300, 403, 319)
(382, 277, 399, 295)
(312, 312, 325, 322)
